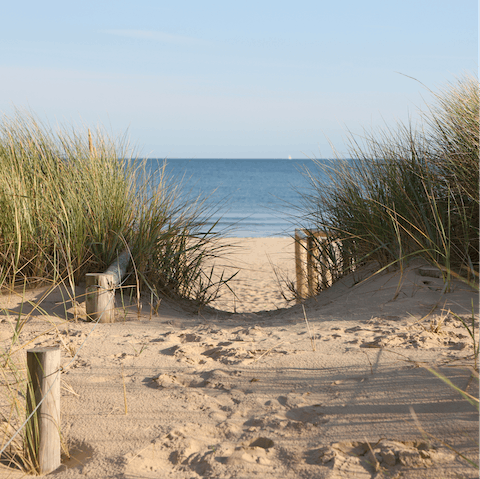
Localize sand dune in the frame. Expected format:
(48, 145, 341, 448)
(0, 238, 478, 478)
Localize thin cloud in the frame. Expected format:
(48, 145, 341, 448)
(102, 29, 209, 47)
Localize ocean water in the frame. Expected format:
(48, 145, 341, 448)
(147, 159, 328, 237)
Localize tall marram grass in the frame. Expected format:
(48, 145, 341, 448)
(0, 109, 233, 304)
(300, 74, 479, 290)
(296, 75, 479, 470)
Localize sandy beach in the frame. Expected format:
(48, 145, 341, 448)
(0, 237, 478, 478)
(206, 237, 296, 313)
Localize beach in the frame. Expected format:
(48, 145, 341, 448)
(0, 237, 478, 478)
(207, 237, 296, 313)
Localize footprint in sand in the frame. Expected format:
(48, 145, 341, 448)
(124, 426, 228, 478)
(277, 393, 308, 408)
(285, 404, 328, 426)
(60, 441, 94, 473)
(225, 444, 274, 467)
(160, 340, 288, 365)
(151, 369, 238, 391)
(151, 372, 206, 389)
(308, 439, 456, 476)
(236, 325, 267, 337)
(179, 332, 203, 343)
(239, 394, 327, 436)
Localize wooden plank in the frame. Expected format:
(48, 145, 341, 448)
(26, 347, 61, 475)
(417, 266, 444, 278)
(104, 251, 130, 287)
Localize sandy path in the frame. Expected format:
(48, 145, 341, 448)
(0, 238, 478, 478)
(208, 237, 295, 313)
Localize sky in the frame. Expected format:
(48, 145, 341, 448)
(1, 1, 478, 159)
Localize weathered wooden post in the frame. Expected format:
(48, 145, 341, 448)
(85, 251, 130, 323)
(333, 239, 342, 284)
(85, 273, 115, 323)
(307, 234, 319, 297)
(26, 347, 61, 475)
(295, 229, 307, 302)
(296, 229, 330, 301)
(318, 242, 328, 289)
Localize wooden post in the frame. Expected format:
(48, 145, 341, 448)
(317, 235, 328, 289)
(26, 347, 61, 475)
(296, 229, 331, 301)
(85, 273, 115, 323)
(85, 251, 130, 323)
(295, 229, 307, 302)
(307, 235, 319, 297)
(332, 240, 342, 284)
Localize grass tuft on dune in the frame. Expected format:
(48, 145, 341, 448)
(300, 74, 479, 291)
(0, 109, 233, 305)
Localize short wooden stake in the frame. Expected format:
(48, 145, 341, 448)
(26, 347, 61, 475)
(85, 273, 115, 323)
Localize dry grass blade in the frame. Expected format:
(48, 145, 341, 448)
(302, 304, 316, 351)
(253, 341, 285, 363)
(121, 365, 128, 415)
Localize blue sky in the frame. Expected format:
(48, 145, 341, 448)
(1, 1, 477, 158)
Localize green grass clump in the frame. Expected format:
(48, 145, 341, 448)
(0, 109, 232, 305)
(301, 74, 479, 289)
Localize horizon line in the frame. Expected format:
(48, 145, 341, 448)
(157, 158, 304, 160)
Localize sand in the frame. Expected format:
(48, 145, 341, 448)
(207, 237, 296, 313)
(0, 237, 478, 478)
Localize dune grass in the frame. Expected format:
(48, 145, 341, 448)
(294, 75, 479, 470)
(299, 74, 479, 293)
(0, 109, 234, 305)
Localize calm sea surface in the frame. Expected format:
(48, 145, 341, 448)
(146, 159, 330, 237)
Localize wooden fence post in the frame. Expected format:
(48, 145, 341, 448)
(295, 229, 307, 302)
(85, 273, 115, 323)
(295, 229, 331, 302)
(85, 250, 130, 323)
(307, 234, 319, 297)
(26, 347, 61, 475)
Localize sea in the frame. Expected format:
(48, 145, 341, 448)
(146, 158, 330, 238)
